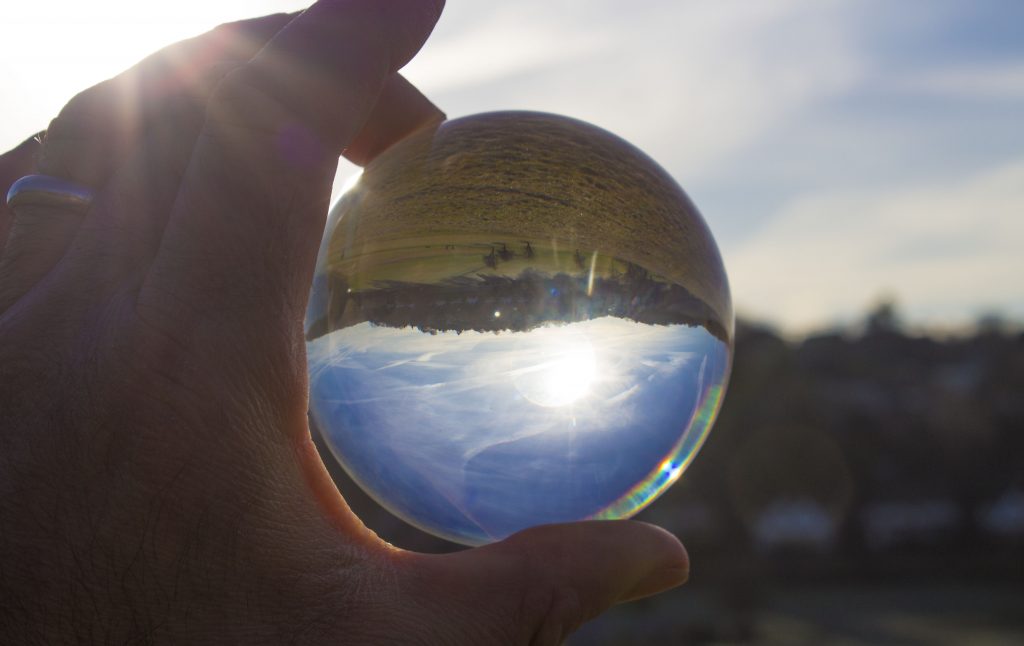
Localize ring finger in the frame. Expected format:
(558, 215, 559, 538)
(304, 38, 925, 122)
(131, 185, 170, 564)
(0, 197, 86, 313)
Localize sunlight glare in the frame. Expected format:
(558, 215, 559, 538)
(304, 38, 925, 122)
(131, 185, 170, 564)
(0, 1, 310, 151)
(512, 330, 597, 408)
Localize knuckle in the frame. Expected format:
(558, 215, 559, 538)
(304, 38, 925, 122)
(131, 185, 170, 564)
(501, 549, 585, 645)
(207, 68, 288, 137)
(516, 586, 583, 646)
(39, 81, 123, 187)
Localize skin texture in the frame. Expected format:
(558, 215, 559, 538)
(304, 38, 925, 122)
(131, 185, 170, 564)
(0, 2, 688, 643)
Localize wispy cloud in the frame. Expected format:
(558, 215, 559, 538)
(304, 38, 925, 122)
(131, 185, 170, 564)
(406, 0, 865, 181)
(728, 159, 1024, 332)
(401, 6, 606, 93)
(902, 61, 1024, 100)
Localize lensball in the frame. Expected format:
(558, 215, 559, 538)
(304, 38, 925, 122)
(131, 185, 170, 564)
(305, 111, 733, 546)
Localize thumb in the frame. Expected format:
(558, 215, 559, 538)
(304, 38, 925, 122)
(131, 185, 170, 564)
(402, 521, 688, 645)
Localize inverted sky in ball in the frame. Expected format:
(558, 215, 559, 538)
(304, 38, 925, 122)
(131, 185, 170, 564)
(306, 112, 733, 546)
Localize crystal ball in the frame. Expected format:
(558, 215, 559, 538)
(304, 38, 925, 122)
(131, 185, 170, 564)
(305, 111, 733, 546)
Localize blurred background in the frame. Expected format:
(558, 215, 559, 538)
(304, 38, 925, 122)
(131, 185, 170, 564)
(3, 1, 1021, 643)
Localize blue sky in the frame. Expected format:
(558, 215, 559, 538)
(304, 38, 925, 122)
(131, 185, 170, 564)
(308, 318, 729, 544)
(2, 1, 1021, 333)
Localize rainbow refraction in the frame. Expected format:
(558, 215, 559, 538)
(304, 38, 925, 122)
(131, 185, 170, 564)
(593, 384, 726, 521)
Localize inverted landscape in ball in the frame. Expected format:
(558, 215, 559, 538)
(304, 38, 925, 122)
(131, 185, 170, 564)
(306, 111, 733, 546)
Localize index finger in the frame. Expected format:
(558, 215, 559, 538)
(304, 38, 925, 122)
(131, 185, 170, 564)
(142, 0, 444, 351)
(39, 12, 296, 189)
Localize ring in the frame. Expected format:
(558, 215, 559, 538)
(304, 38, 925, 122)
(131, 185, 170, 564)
(6, 174, 95, 214)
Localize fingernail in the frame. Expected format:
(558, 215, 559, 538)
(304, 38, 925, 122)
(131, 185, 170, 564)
(620, 564, 689, 603)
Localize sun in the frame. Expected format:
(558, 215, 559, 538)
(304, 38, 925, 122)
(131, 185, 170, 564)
(512, 330, 597, 408)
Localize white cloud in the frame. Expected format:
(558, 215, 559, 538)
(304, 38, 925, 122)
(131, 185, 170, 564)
(401, 5, 606, 93)
(904, 61, 1024, 100)
(727, 159, 1024, 333)
(408, 0, 865, 181)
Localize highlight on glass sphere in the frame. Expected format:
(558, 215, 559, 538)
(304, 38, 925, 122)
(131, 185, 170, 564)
(305, 111, 733, 546)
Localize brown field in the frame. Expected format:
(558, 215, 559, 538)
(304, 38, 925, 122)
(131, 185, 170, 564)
(323, 231, 634, 290)
(324, 112, 732, 327)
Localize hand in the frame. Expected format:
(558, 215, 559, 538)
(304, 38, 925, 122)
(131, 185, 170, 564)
(0, 2, 688, 643)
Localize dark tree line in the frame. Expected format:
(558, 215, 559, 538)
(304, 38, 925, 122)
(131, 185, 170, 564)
(645, 304, 1024, 583)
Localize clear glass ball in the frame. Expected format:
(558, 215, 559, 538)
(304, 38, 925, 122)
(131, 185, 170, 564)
(306, 111, 733, 546)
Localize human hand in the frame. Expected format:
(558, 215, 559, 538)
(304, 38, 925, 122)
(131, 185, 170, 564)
(0, 2, 688, 643)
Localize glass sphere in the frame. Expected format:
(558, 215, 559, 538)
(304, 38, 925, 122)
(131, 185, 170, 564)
(306, 111, 733, 546)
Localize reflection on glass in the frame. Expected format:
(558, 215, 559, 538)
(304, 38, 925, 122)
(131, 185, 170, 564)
(306, 112, 733, 545)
